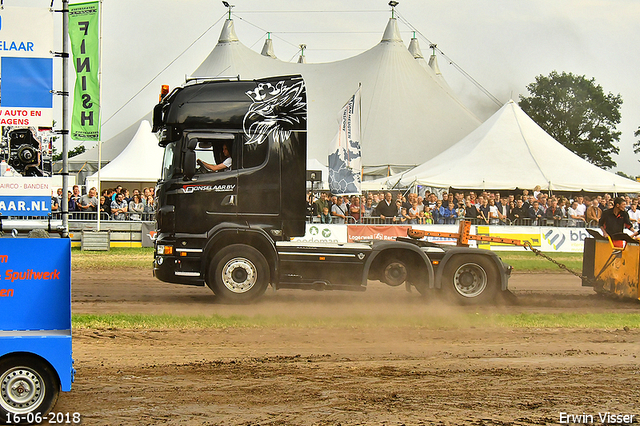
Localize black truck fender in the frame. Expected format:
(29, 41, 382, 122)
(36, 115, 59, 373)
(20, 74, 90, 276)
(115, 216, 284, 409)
(202, 223, 279, 285)
(434, 248, 508, 291)
(361, 240, 435, 289)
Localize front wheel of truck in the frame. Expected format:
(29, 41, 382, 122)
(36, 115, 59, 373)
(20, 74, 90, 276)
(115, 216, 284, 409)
(207, 244, 270, 303)
(0, 356, 60, 424)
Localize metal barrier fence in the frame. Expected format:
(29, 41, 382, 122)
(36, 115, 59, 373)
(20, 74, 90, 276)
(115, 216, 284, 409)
(306, 215, 600, 228)
(14, 211, 157, 222)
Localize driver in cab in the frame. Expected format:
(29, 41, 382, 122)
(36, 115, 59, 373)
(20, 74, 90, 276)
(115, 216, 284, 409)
(197, 143, 231, 172)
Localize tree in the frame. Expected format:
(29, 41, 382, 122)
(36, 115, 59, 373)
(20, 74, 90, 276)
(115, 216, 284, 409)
(634, 126, 640, 158)
(52, 144, 85, 161)
(519, 71, 622, 169)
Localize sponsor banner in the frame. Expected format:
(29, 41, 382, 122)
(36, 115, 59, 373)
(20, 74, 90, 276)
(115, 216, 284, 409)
(347, 224, 410, 242)
(473, 225, 587, 253)
(475, 225, 543, 251)
(540, 227, 592, 253)
(0, 177, 52, 216)
(0, 7, 54, 126)
(292, 224, 347, 244)
(69, 1, 100, 141)
(141, 221, 156, 248)
(328, 86, 361, 196)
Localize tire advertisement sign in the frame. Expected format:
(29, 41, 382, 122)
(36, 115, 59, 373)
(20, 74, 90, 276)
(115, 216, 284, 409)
(0, 7, 54, 127)
(0, 176, 52, 216)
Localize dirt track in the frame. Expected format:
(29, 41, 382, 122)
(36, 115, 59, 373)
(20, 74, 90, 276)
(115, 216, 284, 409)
(51, 269, 640, 425)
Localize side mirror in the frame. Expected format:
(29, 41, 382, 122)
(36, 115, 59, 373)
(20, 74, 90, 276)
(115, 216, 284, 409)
(183, 150, 196, 180)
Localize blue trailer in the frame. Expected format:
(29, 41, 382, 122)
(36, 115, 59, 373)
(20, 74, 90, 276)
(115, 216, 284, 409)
(0, 238, 73, 423)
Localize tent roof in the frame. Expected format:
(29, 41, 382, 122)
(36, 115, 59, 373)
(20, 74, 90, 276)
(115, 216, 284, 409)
(387, 100, 640, 193)
(191, 18, 481, 168)
(86, 120, 163, 185)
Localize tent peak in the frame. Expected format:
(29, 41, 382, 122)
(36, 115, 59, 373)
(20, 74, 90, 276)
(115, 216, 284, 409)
(408, 37, 424, 59)
(381, 18, 402, 42)
(218, 19, 239, 43)
(261, 36, 276, 58)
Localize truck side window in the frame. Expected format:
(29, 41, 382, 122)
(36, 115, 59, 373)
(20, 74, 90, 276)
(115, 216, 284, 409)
(189, 133, 235, 173)
(242, 134, 268, 169)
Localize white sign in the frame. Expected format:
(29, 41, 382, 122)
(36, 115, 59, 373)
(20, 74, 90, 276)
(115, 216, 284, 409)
(0, 176, 52, 216)
(0, 7, 54, 127)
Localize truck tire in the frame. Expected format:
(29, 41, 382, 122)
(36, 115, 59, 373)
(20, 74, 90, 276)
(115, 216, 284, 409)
(442, 254, 499, 304)
(0, 356, 59, 423)
(207, 244, 270, 303)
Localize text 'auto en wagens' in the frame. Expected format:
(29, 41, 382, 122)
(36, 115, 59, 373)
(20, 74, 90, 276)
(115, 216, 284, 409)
(151, 75, 511, 303)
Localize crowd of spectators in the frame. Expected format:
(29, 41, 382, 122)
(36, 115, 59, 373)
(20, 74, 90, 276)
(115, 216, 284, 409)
(307, 188, 640, 229)
(50, 185, 156, 220)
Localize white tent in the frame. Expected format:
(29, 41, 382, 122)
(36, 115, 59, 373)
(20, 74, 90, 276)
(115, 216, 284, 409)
(191, 18, 481, 170)
(85, 120, 163, 190)
(380, 100, 640, 193)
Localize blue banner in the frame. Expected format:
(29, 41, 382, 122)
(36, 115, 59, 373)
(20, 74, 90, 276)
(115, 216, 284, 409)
(0, 195, 50, 216)
(0, 238, 71, 331)
(0, 57, 53, 108)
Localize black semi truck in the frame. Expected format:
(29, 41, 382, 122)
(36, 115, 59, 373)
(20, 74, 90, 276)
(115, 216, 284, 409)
(152, 75, 511, 303)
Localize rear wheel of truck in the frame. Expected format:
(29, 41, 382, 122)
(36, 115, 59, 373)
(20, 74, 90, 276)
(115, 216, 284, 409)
(442, 255, 498, 304)
(0, 356, 60, 424)
(207, 245, 269, 303)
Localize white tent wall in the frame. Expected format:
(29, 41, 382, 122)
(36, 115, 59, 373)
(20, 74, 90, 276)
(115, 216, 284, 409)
(386, 100, 640, 194)
(85, 121, 163, 191)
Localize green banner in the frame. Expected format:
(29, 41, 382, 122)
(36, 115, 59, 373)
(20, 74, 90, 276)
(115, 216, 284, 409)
(68, 1, 100, 141)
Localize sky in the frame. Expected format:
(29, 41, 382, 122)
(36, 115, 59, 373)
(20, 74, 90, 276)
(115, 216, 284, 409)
(12, 0, 640, 176)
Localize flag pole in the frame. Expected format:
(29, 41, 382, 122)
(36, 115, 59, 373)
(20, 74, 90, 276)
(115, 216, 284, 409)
(96, 0, 103, 231)
(61, 0, 69, 237)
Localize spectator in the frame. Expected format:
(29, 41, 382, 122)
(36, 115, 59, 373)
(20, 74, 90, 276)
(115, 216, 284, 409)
(488, 199, 500, 225)
(510, 199, 527, 225)
(69, 185, 81, 212)
(464, 199, 479, 222)
(144, 195, 155, 214)
(349, 196, 361, 223)
(442, 201, 458, 224)
(545, 199, 563, 225)
(375, 192, 398, 223)
(575, 196, 587, 217)
(397, 207, 409, 224)
(99, 195, 111, 218)
(528, 201, 544, 225)
(315, 192, 329, 219)
(363, 198, 374, 219)
(408, 201, 421, 224)
(533, 185, 542, 199)
(319, 207, 332, 224)
(331, 196, 348, 224)
(112, 185, 122, 201)
(628, 201, 640, 231)
(567, 201, 586, 227)
(51, 190, 59, 212)
(433, 200, 445, 224)
(478, 198, 490, 224)
(586, 199, 602, 227)
(110, 193, 128, 220)
(78, 187, 98, 212)
(128, 194, 144, 221)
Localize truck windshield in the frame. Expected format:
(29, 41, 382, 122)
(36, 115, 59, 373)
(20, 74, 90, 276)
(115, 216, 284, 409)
(161, 142, 177, 181)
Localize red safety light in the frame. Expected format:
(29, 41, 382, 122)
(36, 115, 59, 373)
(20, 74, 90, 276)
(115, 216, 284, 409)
(159, 85, 170, 102)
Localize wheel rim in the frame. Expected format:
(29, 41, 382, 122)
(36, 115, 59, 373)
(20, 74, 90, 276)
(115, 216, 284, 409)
(453, 263, 487, 298)
(0, 366, 45, 414)
(221, 257, 257, 293)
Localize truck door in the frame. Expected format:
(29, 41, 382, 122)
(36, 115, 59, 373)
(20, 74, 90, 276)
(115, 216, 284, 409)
(180, 132, 238, 231)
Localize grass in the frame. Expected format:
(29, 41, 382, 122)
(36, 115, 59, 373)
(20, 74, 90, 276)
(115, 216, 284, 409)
(494, 251, 582, 273)
(71, 247, 153, 269)
(71, 247, 582, 273)
(71, 312, 640, 330)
